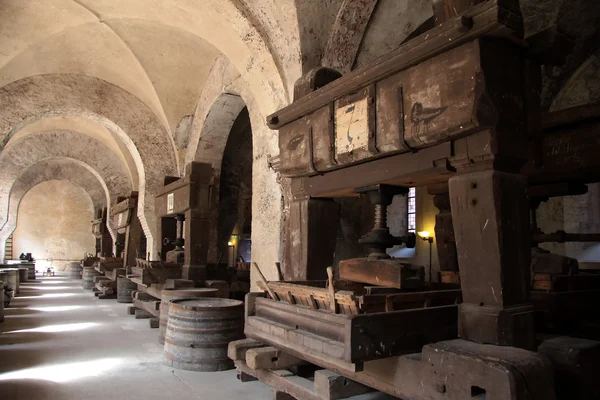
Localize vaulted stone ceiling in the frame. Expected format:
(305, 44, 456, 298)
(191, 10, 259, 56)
(0, 0, 597, 276)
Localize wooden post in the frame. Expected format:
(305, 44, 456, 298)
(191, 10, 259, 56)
(283, 188, 339, 280)
(428, 184, 459, 275)
(183, 209, 210, 284)
(123, 207, 143, 268)
(448, 38, 537, 349)
(100, 208, 113, 257)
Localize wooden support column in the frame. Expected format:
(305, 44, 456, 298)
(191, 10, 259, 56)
(183, 209, 210, 285)
(100, 228, 113, 257)
(428, 183, 459, 278)
(284, 181, 339, 280)
(448, 37, 538, 349)
(450, 170, 533, 348)
(123, 212, 143, 267)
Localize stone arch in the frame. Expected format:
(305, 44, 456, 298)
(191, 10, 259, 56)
(537, 51, 600, 261)
(321, 0, 379, 74)
(0, 74, 179, 259)
(551, 49, 600, 111)
(194, 93, 248, 172)
(191, 90, 251, 264)
(0, 2, 293, 114)
(1, 158, 110, 257)
(186, 55, 282, 280)
(0, 131, 132, 259)
(12, 179, 96, 266)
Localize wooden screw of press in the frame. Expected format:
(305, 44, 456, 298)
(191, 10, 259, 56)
(327, 266, 338, 314)
(253, 262, 277, 300)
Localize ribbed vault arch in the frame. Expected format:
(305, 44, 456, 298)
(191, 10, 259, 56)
(0, 131, 132, 259)
(0, 74, 178, 258)
(1, 158, 111, 256)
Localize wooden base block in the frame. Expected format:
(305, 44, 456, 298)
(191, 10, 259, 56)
(314, 370, 373, 400)
(237, 370, 258, 382)
(135, 309, 153, 319)
(127, 306, 137, 315)
(246, 346, 305, 370)
(149, 317, 159, 328)
(228, 338, 267, 361)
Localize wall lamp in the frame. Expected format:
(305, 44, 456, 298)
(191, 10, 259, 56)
(418, 231, 434, 282)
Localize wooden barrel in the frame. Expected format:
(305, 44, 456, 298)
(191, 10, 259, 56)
(69, 265, 83, 279)
(26, 263, 36, 280)
(18, 267, 28, 282)
(159, 288, 218, 344)
(164, 298, 244, 371)
(0, 269, 20, 294)
(82, 267, 102, 289)
(117, 276, 137, 303)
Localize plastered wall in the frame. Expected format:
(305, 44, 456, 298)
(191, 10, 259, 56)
(12, 180, 95, 270)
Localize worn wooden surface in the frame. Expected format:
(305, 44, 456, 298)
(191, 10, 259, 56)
(428, 185, 459, 273)
(338, 259, 424, 289)
(246, 346, 305, 370)
(450, 170, 534, 349)
(268, 1, 521, 131)
(248, 296, 458, 365)
(257, 280, 360, 315)
(284, 198, 339, 281)
(228, 338, 267, 361)
(313, 369, 374, 400)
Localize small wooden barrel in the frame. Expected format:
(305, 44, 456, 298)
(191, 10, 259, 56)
(69, 265, 83, 279)
(164, 298, 244, 371)
(0, 269, 20, 294)
(26, 263, 36, 280)
(82, 267, 102, 290)
(159, 288, 218, 344)
(18, 267, 28, 283)
(117, 276, 137, 303)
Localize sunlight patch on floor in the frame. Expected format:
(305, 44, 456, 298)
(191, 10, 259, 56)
(0, 358, 124, 383)
(4, 322, 98, 334)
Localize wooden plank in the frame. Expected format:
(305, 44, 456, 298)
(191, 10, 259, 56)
(349, 306, 458, 363)
(258, 281, 359, 314)
(313, 370, 373, 400)
(326, 267, 337, 314)
(228, 338, 267, 361)
(338, 259, 424, 289)
(235, 361, 321, 400)
(246, 347, 306, 370)
(254, 262, 278, 300)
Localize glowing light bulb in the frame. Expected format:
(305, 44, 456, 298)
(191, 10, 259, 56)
(418, 231, 430, 239)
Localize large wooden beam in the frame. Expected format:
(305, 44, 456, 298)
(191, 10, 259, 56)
(338, 259, 424, 289)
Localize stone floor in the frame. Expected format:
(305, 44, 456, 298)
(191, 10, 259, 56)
(0, 274, 274, 399)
